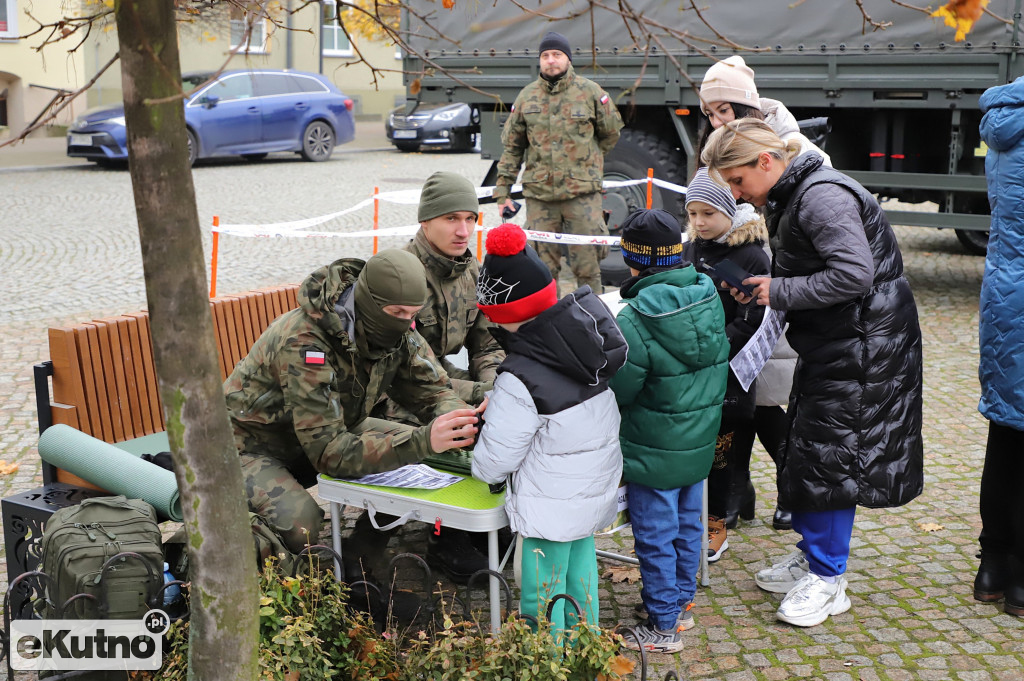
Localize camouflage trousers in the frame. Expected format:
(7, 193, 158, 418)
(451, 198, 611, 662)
(240, 417, 415, 554)
(525, 191, 608, 293)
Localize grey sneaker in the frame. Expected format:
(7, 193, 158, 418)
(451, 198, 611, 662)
(633, 601, 696, 631)
(775, 573, 851, 627)
(755, 549, 809, 593)
(619, 622, 684, 653)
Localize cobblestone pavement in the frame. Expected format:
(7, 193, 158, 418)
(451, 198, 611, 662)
(1, 138, 1022, 680)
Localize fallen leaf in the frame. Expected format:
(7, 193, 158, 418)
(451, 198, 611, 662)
(601, 565, 641, 584)
(918, 522, 944, 532)
(443, 0, 456, 8)
(284, 672, 299, 681)
(0, 460, 19, 476)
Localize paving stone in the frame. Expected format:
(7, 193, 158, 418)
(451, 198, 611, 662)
(1, 156, 1022, 678)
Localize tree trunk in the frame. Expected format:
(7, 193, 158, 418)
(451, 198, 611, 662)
(112, 2, 259, 679)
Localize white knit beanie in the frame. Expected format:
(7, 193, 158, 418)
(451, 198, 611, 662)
(700, 55, 760, 115)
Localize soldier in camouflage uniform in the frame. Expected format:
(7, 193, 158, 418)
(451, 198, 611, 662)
(225, 250, 482, 569)
(494, 31, 624, 293)
(397, 171, 506, 581)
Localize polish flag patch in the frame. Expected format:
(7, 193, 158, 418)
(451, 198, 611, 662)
(511, 104, 516, 113)
(600, 94, 609, 104)
(305, 350, 326, 365)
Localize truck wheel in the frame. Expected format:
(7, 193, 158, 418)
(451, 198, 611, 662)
(601, 128, 688, 286)
(603, 128, 688, 224)
(954, 229, 989, 256)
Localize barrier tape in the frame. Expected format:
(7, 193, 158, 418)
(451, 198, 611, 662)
(212, 177, 688, 237)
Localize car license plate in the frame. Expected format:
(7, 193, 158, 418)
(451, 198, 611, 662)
(70, 133, 93, 146)
(393, 130, 417, 139)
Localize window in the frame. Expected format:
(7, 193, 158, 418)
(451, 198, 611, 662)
(289, 74, 329, 94)
(205, 74, 256, 102)
(322, 0, 353, 57)
(0, 0, 18, 40)
(253, 73, 295, 97)
(230, 5, 268, 54)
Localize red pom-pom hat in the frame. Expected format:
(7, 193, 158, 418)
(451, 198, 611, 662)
(477, 224, 557, 324)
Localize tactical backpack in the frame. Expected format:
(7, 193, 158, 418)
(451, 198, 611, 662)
(39, 495, 164, 620)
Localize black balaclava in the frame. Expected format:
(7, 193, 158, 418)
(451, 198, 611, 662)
(352, 249, 428, 357)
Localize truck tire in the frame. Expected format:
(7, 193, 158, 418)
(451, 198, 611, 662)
(601, 128, 688, 286)
(954, 229, 989, 256)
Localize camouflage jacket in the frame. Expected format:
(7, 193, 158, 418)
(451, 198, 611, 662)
(224, 258, 467, 478)
(405, 230, 504, 404)
(494, 64, 623, 204)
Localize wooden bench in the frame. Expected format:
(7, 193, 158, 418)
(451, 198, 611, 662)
(3, 284, 300, 608)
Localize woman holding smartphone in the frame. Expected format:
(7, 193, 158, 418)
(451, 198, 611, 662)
(701, 118, 924, 628)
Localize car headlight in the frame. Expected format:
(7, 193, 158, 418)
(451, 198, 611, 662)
(388, 112, 395, 126)
(101, 116, 126, 126)
(432, 109, 460, 122)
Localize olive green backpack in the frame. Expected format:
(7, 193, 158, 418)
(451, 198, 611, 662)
(39, 496, 164, 620)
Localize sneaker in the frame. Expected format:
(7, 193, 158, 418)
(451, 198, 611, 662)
(619, 622, 684, 653)
(633, 601, 696, 631)
(755, 549, 809, 594)
(707, 516, 728, 563)
(775, 573, 851, 627)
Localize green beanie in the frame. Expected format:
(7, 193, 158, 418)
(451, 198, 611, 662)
(417, 171, 480, 222)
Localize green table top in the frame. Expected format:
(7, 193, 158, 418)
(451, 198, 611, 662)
(319, 474, 504, 511)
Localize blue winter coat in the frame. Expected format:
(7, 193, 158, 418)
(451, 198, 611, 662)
(979, 79, 1024, 430)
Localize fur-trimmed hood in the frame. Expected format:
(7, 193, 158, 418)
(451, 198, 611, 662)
(687, 202, 768, 248)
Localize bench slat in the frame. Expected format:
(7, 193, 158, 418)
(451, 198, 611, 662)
(115, 317, 146, 437)
(49, 328, 86, 432)
(93, 319, 128, 443)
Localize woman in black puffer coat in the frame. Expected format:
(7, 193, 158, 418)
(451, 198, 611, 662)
(701, 119, 923, 628)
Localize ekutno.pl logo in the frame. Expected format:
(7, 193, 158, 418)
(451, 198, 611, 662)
(11, 609, 170, 671)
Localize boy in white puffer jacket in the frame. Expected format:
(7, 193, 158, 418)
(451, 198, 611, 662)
(471, 223, 627, 635)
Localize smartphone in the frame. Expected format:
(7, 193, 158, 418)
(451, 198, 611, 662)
(702, 259, 756, 297)
(501, 199, 522, 220)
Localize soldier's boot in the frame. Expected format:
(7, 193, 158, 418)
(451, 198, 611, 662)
(425, 528, 489, 584)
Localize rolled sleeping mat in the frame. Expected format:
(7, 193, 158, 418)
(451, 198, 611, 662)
(38, 424, 182, 522)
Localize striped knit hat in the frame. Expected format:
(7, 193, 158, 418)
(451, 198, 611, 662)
(685, 167, 737, 219)
(619, 209, 684, 271)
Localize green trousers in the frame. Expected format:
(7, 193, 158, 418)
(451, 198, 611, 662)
(520, 535, 599, 634)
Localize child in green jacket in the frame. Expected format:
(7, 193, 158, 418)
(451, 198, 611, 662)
(609, 209, 729, 653)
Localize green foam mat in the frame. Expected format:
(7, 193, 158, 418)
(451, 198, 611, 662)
(320, 475, 504, 510)
(38, 424, 182, 522)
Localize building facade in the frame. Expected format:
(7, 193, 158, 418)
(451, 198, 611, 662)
(0, 1, 402, 138)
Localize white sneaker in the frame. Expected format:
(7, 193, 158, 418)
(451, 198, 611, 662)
(775, 573, 851, 627)
(755, 550, 809, 593)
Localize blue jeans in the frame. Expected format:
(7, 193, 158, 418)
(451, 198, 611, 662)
(792, 507, 857, 577)
(627, 481, 704, 630)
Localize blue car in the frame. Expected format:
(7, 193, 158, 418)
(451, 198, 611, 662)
(67, 69, 356, 165)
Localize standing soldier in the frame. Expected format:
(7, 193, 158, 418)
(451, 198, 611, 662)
(494, 31, 624, 293)
(225, 249, 482, 582)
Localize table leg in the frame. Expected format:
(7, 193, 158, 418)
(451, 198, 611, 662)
(701, 478, 709, 587)
(488, 528, 500, 632)
(330, 501, 343, 583)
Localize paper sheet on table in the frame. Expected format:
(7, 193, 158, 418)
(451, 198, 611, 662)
(344, 464, 463, 489)
(730, 307, 787, 392)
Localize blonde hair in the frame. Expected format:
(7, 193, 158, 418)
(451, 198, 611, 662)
(700, 118, 801, 176)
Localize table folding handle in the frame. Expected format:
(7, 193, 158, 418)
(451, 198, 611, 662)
(364, 501, 419, 531)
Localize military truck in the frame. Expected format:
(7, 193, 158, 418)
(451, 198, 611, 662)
(398, 0, 1024, 256)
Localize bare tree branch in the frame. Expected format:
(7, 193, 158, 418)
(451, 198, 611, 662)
(0, 52, 120, 148)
